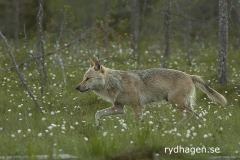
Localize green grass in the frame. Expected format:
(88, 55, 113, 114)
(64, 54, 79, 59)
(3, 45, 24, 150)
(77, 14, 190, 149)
(0, 40, 239, 160)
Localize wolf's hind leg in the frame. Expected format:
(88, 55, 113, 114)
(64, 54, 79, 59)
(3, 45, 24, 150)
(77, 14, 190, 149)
(175, 106, 204, 128)
(192, 112, 204, 124)
(95, 103, 124, 126)
(175, 111, 194, 128)
(183, 104, 204, 125)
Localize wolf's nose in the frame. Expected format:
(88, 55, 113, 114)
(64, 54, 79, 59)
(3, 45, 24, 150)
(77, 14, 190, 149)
(76, 86, 80, 91)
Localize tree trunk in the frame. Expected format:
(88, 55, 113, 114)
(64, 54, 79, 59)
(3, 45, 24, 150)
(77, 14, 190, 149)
(238, 0, 240, 23)
(14, 0, 19, 50)
(130, 0, 140, 60)
(218, 0, 228, 86)
(103, 0, 110, 55)
(4, 0, 11, 39)
(162, 0, 170, 68)
(37, 1, 49, 98)
(185, 0, 191, 66)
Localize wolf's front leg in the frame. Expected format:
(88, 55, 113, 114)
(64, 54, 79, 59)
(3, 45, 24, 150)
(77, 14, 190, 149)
(95, 103, 124, 126)
(132, 106, 144, 123)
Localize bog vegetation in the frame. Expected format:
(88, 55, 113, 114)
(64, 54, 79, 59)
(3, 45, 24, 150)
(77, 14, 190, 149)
(0, 38, 240, 159)
(0, 0, 240, 159)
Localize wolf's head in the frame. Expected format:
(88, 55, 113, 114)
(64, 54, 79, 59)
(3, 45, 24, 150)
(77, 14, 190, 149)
(76, 59, 106, 92)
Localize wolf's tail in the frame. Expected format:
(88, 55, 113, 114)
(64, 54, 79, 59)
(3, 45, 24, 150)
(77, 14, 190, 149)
(191, 75, 227, 106)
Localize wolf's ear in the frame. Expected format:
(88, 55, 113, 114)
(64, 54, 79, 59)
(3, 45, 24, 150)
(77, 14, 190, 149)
(90, 58, 95, 67)
(100, 65, 104, 73)
(94, 60, 101, 71)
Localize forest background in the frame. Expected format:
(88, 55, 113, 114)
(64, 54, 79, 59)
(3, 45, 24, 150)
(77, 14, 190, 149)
(0, 0, 240, 159)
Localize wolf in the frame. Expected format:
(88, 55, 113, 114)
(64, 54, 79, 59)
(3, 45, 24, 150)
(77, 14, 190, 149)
(76, 59, 227, 128)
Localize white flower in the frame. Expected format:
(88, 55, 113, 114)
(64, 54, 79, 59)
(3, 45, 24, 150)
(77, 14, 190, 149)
(61, 125, 66, 130)
(121, 123, 127, 129)
(51, 123, 57, 127)
(42, 110, 47, 114)
(48, 126, 53, 130)
(18, 130, 21, 133)
(38, 133, 42, 137)
(155, 153, 160, 157)
(103, 132, 108, 137)
(84, 137, 88, 141)
(149, 121, 153, 125)
(217, 116, 222, 119)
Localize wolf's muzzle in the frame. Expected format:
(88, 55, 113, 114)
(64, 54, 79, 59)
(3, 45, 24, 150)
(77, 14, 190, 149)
(76, 85, 89, 92)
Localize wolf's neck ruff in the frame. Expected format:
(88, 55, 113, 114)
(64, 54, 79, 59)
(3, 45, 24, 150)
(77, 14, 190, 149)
(93, 69, 124, 103)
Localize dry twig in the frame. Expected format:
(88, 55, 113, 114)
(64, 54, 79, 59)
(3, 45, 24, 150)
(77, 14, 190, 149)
(37, 2, 48, 96)
(7, 36, 84, 70)
(0, 31, 42, 108)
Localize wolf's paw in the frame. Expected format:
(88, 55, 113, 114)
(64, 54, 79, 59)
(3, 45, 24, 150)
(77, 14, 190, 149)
(95, 123, 103, 130)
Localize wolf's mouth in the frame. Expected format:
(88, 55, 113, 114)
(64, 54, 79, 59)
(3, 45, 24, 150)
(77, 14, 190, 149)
(76, 86, 90, 92)
(80, 88, 90, 92)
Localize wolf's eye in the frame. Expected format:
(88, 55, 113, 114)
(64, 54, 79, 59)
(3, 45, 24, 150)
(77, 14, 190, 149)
(86, 77, 90, 81)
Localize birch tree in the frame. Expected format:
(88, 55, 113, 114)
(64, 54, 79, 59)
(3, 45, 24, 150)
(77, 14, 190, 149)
(162, 0, 171, 68)
(130, 0, 140, 60)
(218, 0, 228, 85)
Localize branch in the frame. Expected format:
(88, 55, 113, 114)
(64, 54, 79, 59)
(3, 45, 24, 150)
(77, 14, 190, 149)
(56, 11, 67, 84)
(170, 12, 206, 22)
(7, 35, 84, 70)
(37, 2, 48, 90)
(0, 31, 42, 108)
(24, 24, 45, 104)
